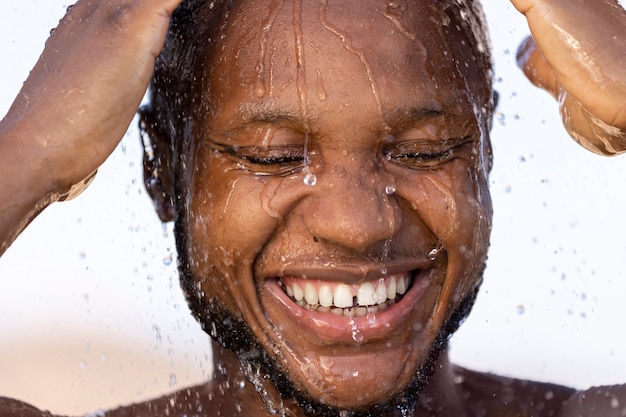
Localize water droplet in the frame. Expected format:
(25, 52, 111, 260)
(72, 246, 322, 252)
(516, 304, 525, 315)
(253, 79, 266, 98)
(380, 267, 388, 275)
(367, 306, 377, 327)
(303, 171, 317, 186)
(163, 253, 173, 266)
(349, 318, 363, 343)
(352, 370, 359, 377)
(385, 183, 396, 195)
(169, 373, 178, 387)
(428, 248, 439, 261)
(610, 396, 620, 408)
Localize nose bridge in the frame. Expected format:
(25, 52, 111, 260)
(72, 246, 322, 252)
(303, 159, 401, 251)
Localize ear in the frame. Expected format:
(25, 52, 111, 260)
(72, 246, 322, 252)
(138, 107, 176, 223)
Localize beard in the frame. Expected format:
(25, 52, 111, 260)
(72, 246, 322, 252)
(174, 209, 480, 417)
(178, 268, 478, 415)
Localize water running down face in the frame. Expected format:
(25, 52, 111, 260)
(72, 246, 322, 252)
(149, 0, 494, 413)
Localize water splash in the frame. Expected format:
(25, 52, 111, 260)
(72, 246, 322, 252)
(428, 245, 443, 262)
(366, 305, 377, 327)
(239, 358, 286, 416)
(348, 310, 363, 343)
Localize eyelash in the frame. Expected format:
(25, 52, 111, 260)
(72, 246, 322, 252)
(209, 142, 306, 176)
(383, 138, 472, 170)
(207, 136, 472, 176)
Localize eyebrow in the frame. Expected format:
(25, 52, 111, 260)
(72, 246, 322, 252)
(384, 106, 447, 126)
(219, 104, 459, 138)
(228, 106, 306, 131)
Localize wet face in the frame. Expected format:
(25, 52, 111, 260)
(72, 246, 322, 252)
(175, 0, 493, 411)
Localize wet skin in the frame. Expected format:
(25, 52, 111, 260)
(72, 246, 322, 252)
(2, 0, 626, 415)
(166, 0, 493, 411)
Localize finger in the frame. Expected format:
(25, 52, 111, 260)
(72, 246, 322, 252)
(509, 0, 534, 14)
(516, 35, 559, 98)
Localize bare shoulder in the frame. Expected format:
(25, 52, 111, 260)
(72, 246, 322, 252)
(0, 397, 56, 417)
(558, 385, 626, 417)
(106, 377, 267, 417)
(454, 366, 576, 417)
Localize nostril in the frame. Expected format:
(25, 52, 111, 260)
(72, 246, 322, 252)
(313, 236, 320, 243)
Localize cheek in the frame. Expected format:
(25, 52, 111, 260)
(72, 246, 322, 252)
(397, 164, 491, 258)
(184, 158, 282, 304)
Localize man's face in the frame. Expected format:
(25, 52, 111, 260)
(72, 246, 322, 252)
(177, 0, 492, 410)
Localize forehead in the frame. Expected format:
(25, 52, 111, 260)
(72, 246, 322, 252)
(200, 0, 488, 127)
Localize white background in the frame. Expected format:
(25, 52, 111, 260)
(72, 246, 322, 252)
(1, 1, 625, 415)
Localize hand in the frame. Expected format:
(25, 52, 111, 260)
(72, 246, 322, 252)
(2, 0, 183, 195)
(0, 0, 182, 254)
(511, 0, 626, 155)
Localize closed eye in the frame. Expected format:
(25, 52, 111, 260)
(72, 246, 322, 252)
(384, 137, 473, 170)
(207, 140, 305, 176)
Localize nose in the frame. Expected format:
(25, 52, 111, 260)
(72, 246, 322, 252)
(302, 164, 401, 252)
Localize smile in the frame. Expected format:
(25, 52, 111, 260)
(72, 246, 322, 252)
(279, 273, 411, 317)
(264, 268, 434, 343)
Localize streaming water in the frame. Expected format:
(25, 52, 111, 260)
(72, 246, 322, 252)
(253, 0, 284, 98)
(348, 310, 363, 343)
(239, 358, 286, 416)
(366, 305, 377, 327)
(383, 0, 417, 41)
(380, 238, 392, 275)
(318, 0, 384, 122)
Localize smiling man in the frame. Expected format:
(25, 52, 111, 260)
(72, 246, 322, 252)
(140, 0, 494, 414)
(1, 0, 626, 416)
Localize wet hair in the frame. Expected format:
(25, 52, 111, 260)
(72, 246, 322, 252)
(143, 0, 493, 413)
(143, 0, 494, 173)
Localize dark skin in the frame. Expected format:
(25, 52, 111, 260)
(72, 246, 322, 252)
(1, 0, 626, 416)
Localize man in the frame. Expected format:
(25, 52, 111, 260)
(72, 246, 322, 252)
(1, 0, 625, 416)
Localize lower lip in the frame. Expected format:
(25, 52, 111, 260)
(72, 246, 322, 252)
(265, 270, 433, 343)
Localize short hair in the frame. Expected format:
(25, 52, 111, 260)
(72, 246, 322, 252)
(144, 0, 494, 170)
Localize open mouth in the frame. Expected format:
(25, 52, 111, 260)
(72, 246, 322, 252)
(278, 272, 413, 318)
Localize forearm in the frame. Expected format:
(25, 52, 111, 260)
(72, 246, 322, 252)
(0, 120, 60, 256)
(0, 0, 183, 256)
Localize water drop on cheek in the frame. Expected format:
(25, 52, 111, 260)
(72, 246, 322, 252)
(428, 248, 440, 261)
(385, 183, 397, 195)
(303, 171, 317, 186)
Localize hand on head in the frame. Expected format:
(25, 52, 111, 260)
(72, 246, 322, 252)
(511, 0, 626, 155)
(0, 0, 182, 254)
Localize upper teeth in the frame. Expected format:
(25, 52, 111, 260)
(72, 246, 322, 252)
(283, 273, 410, 309)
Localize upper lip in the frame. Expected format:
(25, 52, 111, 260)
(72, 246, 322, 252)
(259, 259, 432, 283)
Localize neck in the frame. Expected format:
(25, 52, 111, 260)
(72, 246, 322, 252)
(208, 341, 467, 417)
